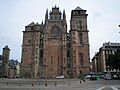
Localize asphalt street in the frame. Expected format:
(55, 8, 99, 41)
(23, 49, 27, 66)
(0, 79, 120, 90)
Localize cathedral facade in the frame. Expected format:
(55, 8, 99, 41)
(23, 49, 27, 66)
(21, 6, 90, 78)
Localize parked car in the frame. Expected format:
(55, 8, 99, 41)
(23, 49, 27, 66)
(85, 74, 91, 79)
(56, 76, 64, 79)
(111, 74, 119, 80)
(90, 75, 97, 80)
(2, 76, 8, 78)
(104, 74, 112, 80)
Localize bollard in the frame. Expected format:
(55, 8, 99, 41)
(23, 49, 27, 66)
(69, 82, 71, 85)
(80, 81, 82, 83)
(7, 82, 9, 85)
(83, 79, 85, 82)
(55, 82, 57, 86)
(19, 82, 21, 86)
(32, 83, 34, 86)
(45, 82, 47, 86)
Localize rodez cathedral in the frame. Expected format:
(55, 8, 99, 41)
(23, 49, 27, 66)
(21, 6, 90, 79)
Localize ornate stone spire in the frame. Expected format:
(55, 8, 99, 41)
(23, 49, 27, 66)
(45, 9, 48, 20)
(63, 9, 66, 20)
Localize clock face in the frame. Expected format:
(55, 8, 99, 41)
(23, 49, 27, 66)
(50, 26, 62, 37)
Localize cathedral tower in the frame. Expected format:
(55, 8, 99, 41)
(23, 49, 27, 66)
(43, 6, 68, 78)
(70, 7, 90, 77)
(21, 22, 42, 78)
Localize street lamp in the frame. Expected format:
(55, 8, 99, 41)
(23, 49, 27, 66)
(118, 25, 120, 33)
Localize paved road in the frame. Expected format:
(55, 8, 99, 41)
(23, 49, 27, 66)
(0, 79, 120, 90)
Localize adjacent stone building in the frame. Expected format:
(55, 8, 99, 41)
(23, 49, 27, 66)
(0, 45, 10, 77)
(0, 46, 20, 78)
(0, 55, 4, 77)
(92, 42, 120, 73)
(9, 59, 20, 77)
(21, 6, 90, 78)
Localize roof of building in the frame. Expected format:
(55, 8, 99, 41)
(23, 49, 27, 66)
(74, 6, 83, 10)
(9, 59, 19, 66)
(27, 22, 35, 26)
(99, 42, 120, 51)
(3, 45, 10, 50)
(103, 42, 120, 46)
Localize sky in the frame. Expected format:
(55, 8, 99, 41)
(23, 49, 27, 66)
(0, 0, 120, 62)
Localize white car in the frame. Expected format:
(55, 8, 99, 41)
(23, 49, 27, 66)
(85, 75, 91, 79)
(104, 74, 112, 80)
(56, 76, 64, 79)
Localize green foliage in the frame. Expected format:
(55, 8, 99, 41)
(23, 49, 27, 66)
(107, 49, 120, 72)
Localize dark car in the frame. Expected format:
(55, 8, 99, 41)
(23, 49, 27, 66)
(112, 74, 120, 80)
(2, 76, 8, 78)
(90, 75, 97, 80)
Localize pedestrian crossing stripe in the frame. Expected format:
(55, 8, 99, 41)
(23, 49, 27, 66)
(96, 86, 105, 90)
(110, 86, 119, 90)
(96, 86, 119, 90)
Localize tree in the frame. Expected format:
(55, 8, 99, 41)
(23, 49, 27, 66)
(115, 49, 120, 71)
(107, 49, 120, 73)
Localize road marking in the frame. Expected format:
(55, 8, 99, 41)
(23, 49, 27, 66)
(110, 86, 119, 90)
(96, 86, 105, 90)
(96, 86, 119, 90)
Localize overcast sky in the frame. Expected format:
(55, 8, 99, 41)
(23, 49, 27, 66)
(0, 0, 120, 62)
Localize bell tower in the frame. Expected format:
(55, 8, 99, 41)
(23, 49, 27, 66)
(2, 45, 10, 77)
(21, 22, 41, 78)
(70, 7, 90, 77)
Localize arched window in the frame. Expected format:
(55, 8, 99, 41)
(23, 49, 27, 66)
(51, 56, 53, 65)
(79, 33, 83, 45)
(50, 26, 62, 37)
(79, 53, 83, 66)
(40, 50, 43, 58)
(78, 20, 82, 30)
